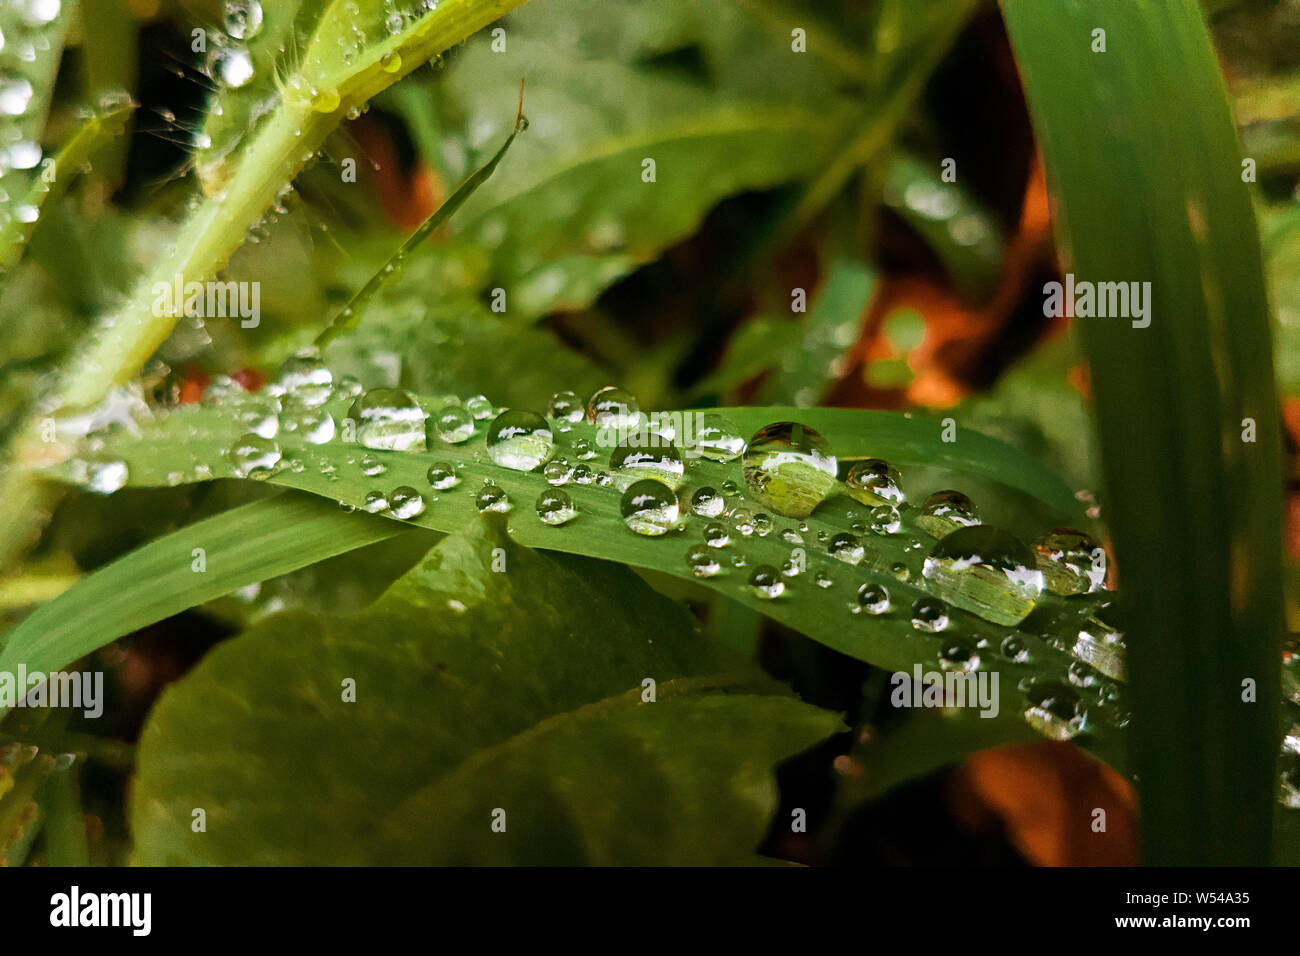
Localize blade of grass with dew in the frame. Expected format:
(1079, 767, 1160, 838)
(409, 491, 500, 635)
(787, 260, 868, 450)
(1003, 0, 1285, 864)
(0, 492, 406, 704)
(315, 90, 528, 350)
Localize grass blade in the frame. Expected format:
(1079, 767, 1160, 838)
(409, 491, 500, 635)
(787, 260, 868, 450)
(0, 493, 404, 700)
(1003, 0, 1285, 864)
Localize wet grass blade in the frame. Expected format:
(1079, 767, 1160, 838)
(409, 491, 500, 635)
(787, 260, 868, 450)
(0, 493, 404, 702)
(1003, 0, 1285, 864)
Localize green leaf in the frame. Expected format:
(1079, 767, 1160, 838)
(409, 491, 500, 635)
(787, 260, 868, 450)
(1004, 0, 1285, 864)
(430, 0, 861, 319)
(0, 493, 405, 691)
(44, 391, 1124, 771)
(131, 521, 840, 864)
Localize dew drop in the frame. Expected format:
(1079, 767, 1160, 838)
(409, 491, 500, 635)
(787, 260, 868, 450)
(224, 0, 264, 39)
(609, 436, 684, 490)
(1000, 635, 1030, 663)
(543, 458, 573, 485)
(692, 413, 746, 462)
(690, 486, 725, 517)
(1023, 680, 1086, 740)
(702, 521, 730, 548)
(426, 461, 459, 490)
(586, 386, 641, 430)
(921, 526, 1043, 626)
(749, 565, 785, 600)
(475, 482, 511, 513)
(348, 388, 426, 451)
(857, 583, 890, 615)
(275, 350, 333, 409)
(228, 433, 280, 479)
(742, 422, 837, 518)
(547, 390, 583, 423)
(686, 543, 721, 577)
(431, 403, 475, 444)
(868, 505, 901, 535)
(1035, 528, 1107, 595)
(845, 458, 904, 506)
(911, 598, 949, 633)
(86, 459, 128, 494)
(360, 454, 386, 477)
(485, 410, 554, 471)
(620, 479, 678, 536)
(917, 490, 981, 538)
(535, 488, 576, 526)
(389, 486, 425, 519)
(939, 637, 980, 673)
(828, 532, 865, 566)
(465, 394, 496, 420)
(363, 490, 388, 513)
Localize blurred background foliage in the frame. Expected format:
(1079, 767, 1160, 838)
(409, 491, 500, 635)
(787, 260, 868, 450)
(0, 0, 1297, 865)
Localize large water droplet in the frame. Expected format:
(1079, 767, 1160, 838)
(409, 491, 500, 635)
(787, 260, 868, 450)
(349, 388, 426, 450)
(845, 458, 904, 506)
(911, 598, 949, 632)
(85, 459, 129, 494)
(620, 479, 678, 536)
(609, 436, 684, 490)
(922, 526, 1043, 625)
(916, 490, 980, 538)
(742, 422, 837, 518)
(690, 486, 725, 517)
(1073, 606, 1126, 680)
(275, 350, 332, 409)
(426, 461, 459, 490)
(485, 410, 554, 471)
(857, 583, 890, 615)
(827, 532, 864, 565)
(224, 0, 264, 39)
(547, 390, 583, 423)
(476, 482, 511, 513)
(702, 521, 729, 548)
(939, 637, 979, 673)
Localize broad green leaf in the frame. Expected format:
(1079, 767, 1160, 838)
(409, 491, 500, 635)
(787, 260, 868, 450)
(131, 521, 840, 864)
(1004, 0, 1285, 864)
(44, 390, 1125, 771)
(0, 492, 405, 690)
(429, 0, 861, 319)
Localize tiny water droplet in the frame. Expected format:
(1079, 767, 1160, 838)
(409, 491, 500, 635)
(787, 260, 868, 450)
(911, 598, 949, 633)
(828, 532, 865, 565)
(465, 395, 496, 420)
(939, 637, 979, 672)
(476, 482, 511, 513)
(686, 543, 721, 577)
(702, 521, 730, 548)
(543, 458, 573, 485)
(1000, 635, 1030, 663)
(363, 490, 388, 513)
(857, 583, 890, 615)
(1023, 680, 1086, 740)
(690, 486, 724, 517)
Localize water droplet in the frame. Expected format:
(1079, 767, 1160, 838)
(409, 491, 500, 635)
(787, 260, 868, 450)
(1073, 606, 1126, 680)
(349, 388, 426, 450)
(465, 394, 496, 420)
(1035, 529, 1107, 595)
(287, 407, 335, 444)
(1068, 660, 1099, 688)
(543, 458, 573, 485)
(208, 46, 254, 88)
(917, 490, 980, 538)
(572, 464, 596, 484)
(86, 459, 128, 493)
(476, 482, 511, 513)
(815, 571, 834, 589)
(693, 413, 746, 462)
(275, 351, 333, 409)
(939, 637, 979, 672)
(547, 390, 583, 423)
(571, 436, 597, 460)
(781, 556, 802, 577)
(431, 403, 475, 444)
(0, 74, 33, 116)
(828, 532, 864, 565)
(228, 433, 280, 478)
(389, 486, 425, 519)
(1284, 638, 1300, 706)
(1279, 752, 1300, 809)
(845, 458, 904, 506)
(609, 436, 684, 490)
(359, 454, 387, 477)
(911, 598, 950, 632)
(586, 386, 641, 429)
(363, 490, 389, 513)
(867, 505, 901, 534)
(730, 507, 757, 536)
(426, 461, 459, 490)
(921, 526, 1043, 626)
(485, 410, 554, 471)
(857, 583, 890, 615)
(1023, 680, 1086, 740)
(224, 0, 263, 39)
(690, 486, 725, 517)
(742, 422, 837, 518)
(380, 50, 402, 73)
(1000, 635, 1030, 663)
(536, 488, 576, 526)
(891, 562, 911, 582)
(749, 565, 785, 600)
(703, 521, 730, 548)
(686, 544, 721, 577)
(620, 479, 679, 536)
